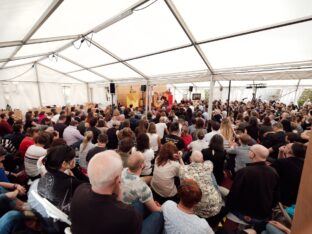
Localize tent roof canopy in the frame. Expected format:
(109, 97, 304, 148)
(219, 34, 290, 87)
(1, 0, 312, 84)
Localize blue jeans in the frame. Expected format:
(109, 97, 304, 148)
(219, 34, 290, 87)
(0, 210, 23, 234)
(261, 223, 285, 234)
(133, 201, 164, 234)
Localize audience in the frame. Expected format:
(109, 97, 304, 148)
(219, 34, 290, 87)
(271, 142, 306, 206)
(202, 134, 226, 185)
(180, 151, 223, 220)
(24, 132, 49, 180)
(162, 179, 214, 234)
(226, 144, 279, 232)
(78, 131, 94, 173)
(70, 151, 142, 234)
(86, 133, 108, 162)
(132, 133, 154, 176)
(151, 143, 184, 204)
(1, 98, 311, 233)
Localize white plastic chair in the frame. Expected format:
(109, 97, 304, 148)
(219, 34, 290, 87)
(30, 190, 72, 225)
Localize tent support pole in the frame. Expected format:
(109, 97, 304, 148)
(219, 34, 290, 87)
(294, 79, 301, 104)
(148, 84, 152, 112)
(34, 63, 43, 107)
(145, 82, 148, 114)
(86, 83, 90, 102)
(227, 80, 232, 116)
(207, 76, 215, 120)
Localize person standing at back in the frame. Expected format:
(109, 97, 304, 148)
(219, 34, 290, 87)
(70, 151, 142, 234)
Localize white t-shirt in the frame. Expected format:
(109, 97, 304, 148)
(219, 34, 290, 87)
(132, 147, 154, 176)
(162, 200, 213, 234)
(188, 139, 208, 152)
(204, 131, 220, 145)
(151, 160, 180, 197)
(156, 123, 167, 139)
(25, 145, 47, 177)
(147, 133, 159, 152)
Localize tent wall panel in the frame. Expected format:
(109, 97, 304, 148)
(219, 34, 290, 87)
(70, 84, 88, 105)
(39, 83, 65, 107)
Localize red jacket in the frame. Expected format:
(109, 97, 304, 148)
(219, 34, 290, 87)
(0, 120, 13, 137)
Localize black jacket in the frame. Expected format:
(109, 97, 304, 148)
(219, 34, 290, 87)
(202, 148, 226, 185)
(38, 171, 82, 214)
(262, 131, 286, 159)
(226, 161, 279, 220)
(271, 157, 304, 206)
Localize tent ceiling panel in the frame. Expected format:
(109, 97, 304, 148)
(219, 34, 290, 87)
(300, 79, 312, 86)
(0, 0, 53, 42)
(60, 42, 117, 67)
(69, 70, 105, 82)
(40, 57, 82, 73)
(15, 39, 72, 57)
(0, 64, 35, 81)
(31, 0, 140, 39)
(127, 47, 207, 76)
(93, 0, 190, 59)
(200, 21, 312, 69)
(5, 56, 42, 68)
(194, 81, 211, 87)
(173, 0, 312, 42)
(36, 64, 83, 84)
(92, 63, 142, 80)
(0, 46, 18, 60)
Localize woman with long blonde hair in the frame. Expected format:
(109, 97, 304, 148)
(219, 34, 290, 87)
(219, 118, 235, 149)
(78, 131, 95, 172)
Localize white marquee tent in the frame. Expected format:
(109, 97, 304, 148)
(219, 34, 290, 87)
(1, 0, 312, 110)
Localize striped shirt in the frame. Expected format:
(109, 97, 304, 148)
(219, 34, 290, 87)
(24, 145, 47, 177)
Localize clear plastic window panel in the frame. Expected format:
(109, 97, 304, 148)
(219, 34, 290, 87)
(93, 0, 190, 59)
(200, 22, 312, 69)
(172, 0, 312, 42)
(31, 0, 140, 39)
(127, 47, 207, 76)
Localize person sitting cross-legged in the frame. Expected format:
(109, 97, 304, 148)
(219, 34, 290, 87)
(180, 151, 224, 228)
(121, 151, 163, 234)
(226, 144, 279, 232)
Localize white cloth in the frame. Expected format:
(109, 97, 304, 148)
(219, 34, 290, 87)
(188, 139, 208, 152)
(151, 160, 180, 197)
(204, 130, 220, 145)
(132, 147, 154, 176)
(147, 133, 159, 152)
(156, 123, 167, 139)
(162, 200, 213, 234)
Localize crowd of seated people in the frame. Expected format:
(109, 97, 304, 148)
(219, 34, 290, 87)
(0, 98, 310, 234)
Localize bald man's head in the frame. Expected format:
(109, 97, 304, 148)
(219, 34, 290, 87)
(88, 150, 123, 189)
(190, 151, 204, 163)
(127, 151, 144, 172)
(249, 144, 269, 161)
